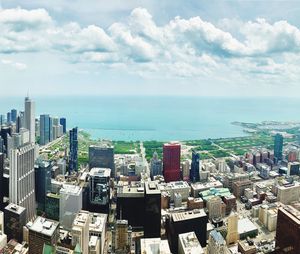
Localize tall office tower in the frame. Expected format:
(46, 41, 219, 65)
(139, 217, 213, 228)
(16, 116, 21, 133)
(89, 145, 115, 177)
(274, 133, 283, 161)
(163, 143, 181, 182)
(0, 126, 11, 153)
(150, 151, 162, 178)
(9, 143, 36, 222)
(60, 117, 67, 134)
(10, 109, 17, 123)
(39, 114, 51, 145)
(19, 111, 25, 127)
(49, 116, 53, 142)
(72, 211, 89, 254)
(27, 216, 59, 254)
(69, 127, 78, 172)
(6, 112, 11, 124)
(207, 230, 228, 254)
(167, 209, 208, 253)
(0, 153, 3, 209)
(190, 150, 200, 182)
(60, 184, 82, 230)
(0, 115, 4, 125)
(24, 96, 35, 143)
(226, 213, 239, 245)
(0, 138, 3, 153)
(34, 161, 51, 212)
(182, 160, 190, 181)
(89, 168, 111, 213)
(275, 205, 300, 253)
(144, 182, 161, 238)
(4, 204, 27, 242)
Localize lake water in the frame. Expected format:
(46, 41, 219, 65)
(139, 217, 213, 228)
(0, 96, 299, 141)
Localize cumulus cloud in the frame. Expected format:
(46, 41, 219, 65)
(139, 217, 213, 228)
(0, 6, 300, 83)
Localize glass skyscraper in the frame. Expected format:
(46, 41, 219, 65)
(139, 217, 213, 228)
(274, 133, 283, 161)
(190, 149, 200, 182)
(40, 114, 51, 145)
(69, 127, 78, 172)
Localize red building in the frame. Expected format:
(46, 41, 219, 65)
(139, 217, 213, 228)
(163, 143, 181, 182)
(275, 205, 300, 253)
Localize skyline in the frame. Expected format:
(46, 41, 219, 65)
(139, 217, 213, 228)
(0, 1, 300, 97)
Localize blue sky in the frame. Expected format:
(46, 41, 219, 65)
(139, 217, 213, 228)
(1, 0, 300, 97)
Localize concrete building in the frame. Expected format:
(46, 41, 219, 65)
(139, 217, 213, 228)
(207, 230, 229, 254)
(59, 184, 83, 230)
(191, 179, 223, 198)
(89, 168, 111, 213)
(232, 180, 253, 199)
(27, 217, 59, 254)
(72, 211, 89, 254)
(89, 212, 107, 254)
(9, 143, 36, 221)
(24, 97, 35, 143)
(140, 238, 171, 254)
(1, 239, 29, 253)
(238, 239, 256, 254)
(207, 196, 225, 219)
(89, 235, 100, 254)
(238, 218, 258, 240)
(150, 151, 162, 179)
(165, 181, 190, 201)
(226, 213, 239, 245)
(277, 182, 300, 205)
(178, 231, 204, 254)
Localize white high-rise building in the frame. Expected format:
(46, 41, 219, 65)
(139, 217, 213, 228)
(25, 97, 35, 144)
(9, 143, 36, 222)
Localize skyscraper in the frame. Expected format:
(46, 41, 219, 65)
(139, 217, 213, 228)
(40, 114, 51, 145)
(24, 97, 35, 143)
(10, 109, 17, 123)
(34, 160, 51, 212)
(60, 118, 67, 134)
(150, 151, 162, 178)
(274, 133, 283, 161)
(9, 143, 36, 221)
(190, 150, 200, 182)
(69, 127, 78, 172)
(89, 145, 115, 177)
(163, 143, 181, 182)
(0, 153, 3, 209)
(275, 205, 300, 253)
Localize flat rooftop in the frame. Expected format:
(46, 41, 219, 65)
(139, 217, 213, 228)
(140, 238, 171, 254)
(89, 167, 111, 177)
(179, 231, 204, 254)
(191, 180, 223, 190)
(5, 203, 26, 215)
(238, 218, 258, 235)
(60, 184, 82, 195)
(117, 185, 144, 198)
(172, 209, 207, 222)
(27, 216, 59, 237)
(89, 212, 107, 233)
(145, 181, 161, 195)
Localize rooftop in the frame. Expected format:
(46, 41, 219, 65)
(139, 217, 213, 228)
(5, 203, 26, 215)
(140, 238, 171, 254)
(238, 218, 258, 235)
(179, 231, 204, 253)
(27, 217, 59, 237)
(210, 230, 225, 244)
(60, 184, 82, 195)
(89, 167, 111, 177)
(172, 209, 207, 222)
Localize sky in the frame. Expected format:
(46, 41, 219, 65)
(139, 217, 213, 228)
(1, 0, 300, 97)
